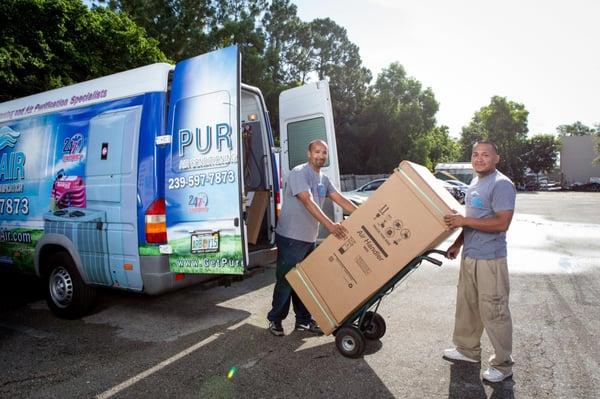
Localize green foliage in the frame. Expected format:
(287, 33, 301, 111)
(262, 0, 311, 85)
(259, 0, 311, 129)
(104, 0, 214, 59)
(343, 62, 441, 173)
(0, 0, 167, 102)
(459, 96, 529, 180)
(2, 0, 457, 174)
(421, 126, 461, 170)
(525, 134, 559, 175)
(556, 121, 598, 137)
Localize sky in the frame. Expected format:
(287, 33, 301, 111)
(292, 0, 600, 138)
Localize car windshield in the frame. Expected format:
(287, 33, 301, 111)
(361, 180, 384, 191)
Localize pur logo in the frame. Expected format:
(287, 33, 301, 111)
(0, 126, 25, 181)
(178, 123, 233, 157)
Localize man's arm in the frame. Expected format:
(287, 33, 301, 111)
(443, 210, 514, 233)
(328, 191, 359, 215)
(296, 191, 348, 239)
(446, 231, 464, 259)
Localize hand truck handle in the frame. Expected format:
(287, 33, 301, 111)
(421, 249, 446, 267)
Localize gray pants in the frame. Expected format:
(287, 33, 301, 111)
(453, 257, 514, 375)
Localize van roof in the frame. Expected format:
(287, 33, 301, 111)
(0, 63, 173, 123)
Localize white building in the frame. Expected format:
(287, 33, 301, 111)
(560, 135, 600, 186)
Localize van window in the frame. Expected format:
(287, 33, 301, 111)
(287, 117, 329, 169)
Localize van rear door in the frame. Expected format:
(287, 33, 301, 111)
(279, 81, 343, 233)
(164, 46, 246, 275)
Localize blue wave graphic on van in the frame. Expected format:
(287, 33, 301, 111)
(0, 126, 21, 150)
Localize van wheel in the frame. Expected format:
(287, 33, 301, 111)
(46, 252, 96, 319)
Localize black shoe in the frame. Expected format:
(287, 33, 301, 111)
(268, 320, 284, 336)
(294, 320, 323, 335)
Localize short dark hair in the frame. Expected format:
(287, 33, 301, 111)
(472, 140, 498, 154)
(308, 139, 328, 151)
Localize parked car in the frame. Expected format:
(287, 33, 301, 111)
(444, 179, 469, 191)
(537, 179, 561, 191)
(438, 179, 466, 204)
(341, 178, 387, 213)
(341, 176, 465, 217)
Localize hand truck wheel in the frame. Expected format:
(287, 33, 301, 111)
(335, 326, 366, 358)
(360, 311, 386, 340)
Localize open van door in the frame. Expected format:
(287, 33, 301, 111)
(164, 46, 246, 275)
(279, 81, 343, 236)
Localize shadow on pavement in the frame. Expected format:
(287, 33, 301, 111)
(0, 271, 45, 313)
(447, 360, 515, 399)
(1, 264, 396, 398)
(0, 265, 274, 317)
(111, 322, 396, 398)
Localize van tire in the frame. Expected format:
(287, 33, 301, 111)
(45, 252, 96, 319)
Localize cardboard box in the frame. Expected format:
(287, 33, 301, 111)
(286, 161, 463, 335)
(246, 190, 270, 245)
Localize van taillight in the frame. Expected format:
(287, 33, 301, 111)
(146, 198, 167, 243)
(275, 190, 281, 220)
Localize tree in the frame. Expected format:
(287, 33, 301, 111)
(104, 0, 215, 60)
(262, 0, 312, 85)
(259, 0, 312, 130)
(459, 96, 529, 180)
(307, 18, 372, 136)
(0, 0, 167, 102)
(525, 134, 559, 177)
(420, 126, 461, 170)
(106, 0, 277, 120)
(106, 0, 268, 84)
(347, 62, 439, 174)
(557, 121, 598, 137)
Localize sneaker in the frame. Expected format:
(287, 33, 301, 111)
(294, 320, 323, 335)
(268, 320, 284, 336)
(482, 367, 512, 383)
(443, 348, 479, 363)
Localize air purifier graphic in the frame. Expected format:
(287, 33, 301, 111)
(43, 208, 110, 285)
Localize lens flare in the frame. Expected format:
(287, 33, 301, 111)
(227, 367, 237, 380)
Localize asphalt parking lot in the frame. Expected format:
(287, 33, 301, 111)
(1, 191, 599, 398)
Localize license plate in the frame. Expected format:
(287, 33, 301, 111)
(191, 231, 220, 253)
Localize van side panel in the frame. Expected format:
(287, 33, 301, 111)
(0, 94, 156, 291)
(86, 106, 143, 289)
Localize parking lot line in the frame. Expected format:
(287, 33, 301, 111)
(95, 332, 223, 399)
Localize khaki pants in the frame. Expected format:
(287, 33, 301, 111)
(453, 257, 514, 374)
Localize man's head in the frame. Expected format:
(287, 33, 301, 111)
(307, 139, 328, 170)
(471, 140, 500, 176)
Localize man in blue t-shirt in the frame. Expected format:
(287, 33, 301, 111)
(442, 140, 517, 383)
(267, 139, 358, 336)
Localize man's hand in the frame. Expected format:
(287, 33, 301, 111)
(444, 211, 466, 229)
(327, 222, 348, 240)
(445, 243, 461, 260)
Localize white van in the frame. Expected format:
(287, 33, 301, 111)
(0, 45, 341, 318)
